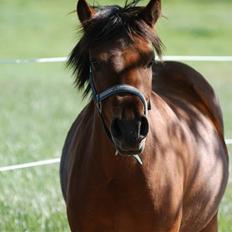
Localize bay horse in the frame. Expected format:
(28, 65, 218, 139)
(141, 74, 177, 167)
(60, 0, 229, 231)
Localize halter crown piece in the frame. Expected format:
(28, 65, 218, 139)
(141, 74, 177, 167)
(89, 67, 150, 165)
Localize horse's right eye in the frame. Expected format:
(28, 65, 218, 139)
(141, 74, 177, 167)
(91, 60, 102, 72)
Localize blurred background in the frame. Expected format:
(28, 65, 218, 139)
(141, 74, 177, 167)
(0, 0, 231, 231)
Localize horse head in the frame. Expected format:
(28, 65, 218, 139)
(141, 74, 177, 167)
(69, 0, 163, 156)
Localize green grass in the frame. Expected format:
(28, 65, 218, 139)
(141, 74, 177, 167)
(158, 0, 232, 55)
(0, 0, 232, 231)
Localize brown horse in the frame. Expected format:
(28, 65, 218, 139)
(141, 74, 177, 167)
(60, 0, 229, 231)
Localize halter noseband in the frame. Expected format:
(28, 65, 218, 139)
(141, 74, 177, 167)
(89, 67, 150, 116)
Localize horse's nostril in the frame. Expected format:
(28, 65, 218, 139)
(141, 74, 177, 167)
(111, 117, 148, 142)
(111, 119, 122, 138)
(140, 116, 149, 137)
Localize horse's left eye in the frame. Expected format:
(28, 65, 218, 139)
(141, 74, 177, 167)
(146, 58, 155, 69)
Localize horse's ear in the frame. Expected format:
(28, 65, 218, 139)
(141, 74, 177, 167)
(77, 0, 95, 24)
(139, 0, 161, 27)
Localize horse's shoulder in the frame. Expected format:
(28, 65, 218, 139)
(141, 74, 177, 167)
(60, 102, 94, 201)
(152, 61, 224, 134)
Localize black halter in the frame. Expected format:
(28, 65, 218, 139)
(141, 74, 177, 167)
(89, 67, 150, 114)
(89, 66, 150, 142)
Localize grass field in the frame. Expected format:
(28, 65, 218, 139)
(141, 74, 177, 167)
(0, 0, 232, 231)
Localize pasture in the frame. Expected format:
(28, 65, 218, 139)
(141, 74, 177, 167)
(0, 0, 232, 231)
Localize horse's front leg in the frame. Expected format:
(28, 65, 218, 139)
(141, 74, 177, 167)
(165, 212, 183, 232)
(200, 214, 218, 232)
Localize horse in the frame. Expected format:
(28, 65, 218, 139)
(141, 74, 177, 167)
(60, 0, 229, 231)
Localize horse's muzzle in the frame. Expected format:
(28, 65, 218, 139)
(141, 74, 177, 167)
(110, 116, 149, 155)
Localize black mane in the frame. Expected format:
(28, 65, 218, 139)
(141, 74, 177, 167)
(68, 0, 163, 98)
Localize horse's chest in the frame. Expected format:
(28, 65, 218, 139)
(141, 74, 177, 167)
(69, 173, 181, 232)
(78, 189, 154, 231)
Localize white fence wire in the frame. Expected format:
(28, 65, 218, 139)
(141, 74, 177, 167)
(0, 140, 231, 172)
(1, 56, 232, 64)
(0, 158, 60, 172)
(0, 55, 231, 172)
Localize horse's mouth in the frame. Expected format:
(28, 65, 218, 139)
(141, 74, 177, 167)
(114, 140, 145, 156)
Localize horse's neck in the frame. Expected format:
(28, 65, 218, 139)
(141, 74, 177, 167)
(90, 108, 116, 176)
